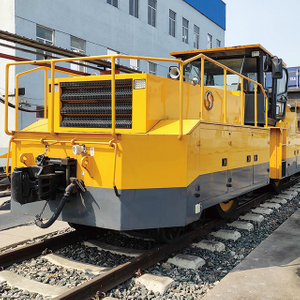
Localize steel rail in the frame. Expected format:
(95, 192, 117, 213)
(54, 178, 300, 300)
(0, 231, 80, 269)
(53, 219, 225, 300)
(282, 174, 300, 189)
(234, 191, 274, 218)
(1, 177, 299, 299)
(0, 183, 10, 191)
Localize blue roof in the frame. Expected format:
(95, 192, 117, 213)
(183, 0, 226, 30)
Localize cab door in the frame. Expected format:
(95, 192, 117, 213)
(228, 130, 253, 192)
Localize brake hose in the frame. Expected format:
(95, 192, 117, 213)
(35, 180, 77, 229)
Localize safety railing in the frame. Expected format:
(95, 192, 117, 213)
(296, 101, 299, 132)
(5, 53, 269, 142)
(182, 53, 269, 134)
(14, 66, 81, 131)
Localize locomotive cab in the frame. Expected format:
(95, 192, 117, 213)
(172, 45, 288, 127)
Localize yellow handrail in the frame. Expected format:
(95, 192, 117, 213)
(200, 57, 205, 121)
(296, 101, 298, 131)
(5, 53, 269, 142)
(5, 64, 80, 135)
(254, 85, 258, 126)
(44, 69, 48, 119)
(178, 62, 184, 140)
(111, 57, 116, 138)
(6, 138, 13, 176)
(15, 66, 46, 131)
(240, 79, 244, 125)
(182, 53, 268, 129)
(223, 69, 227, 123)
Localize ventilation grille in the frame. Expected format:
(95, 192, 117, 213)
(60, 79, 132, 129)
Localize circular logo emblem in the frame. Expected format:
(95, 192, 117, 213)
(204, 91, 214, 110)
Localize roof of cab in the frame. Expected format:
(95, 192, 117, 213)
(170, 44, 274, 60)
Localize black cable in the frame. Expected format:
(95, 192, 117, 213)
(0, 97, 45, 113)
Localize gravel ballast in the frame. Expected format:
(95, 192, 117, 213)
(104, 195, 299, 300)
(0, 193, 299, 300)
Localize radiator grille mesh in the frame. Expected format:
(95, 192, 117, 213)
(60, 79, 132, 129)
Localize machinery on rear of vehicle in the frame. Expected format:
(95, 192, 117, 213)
(4, 45, 299, 242)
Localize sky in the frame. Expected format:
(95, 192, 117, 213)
(224, 0, 300, 67)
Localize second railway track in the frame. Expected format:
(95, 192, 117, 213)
(0, 181, 299, 300)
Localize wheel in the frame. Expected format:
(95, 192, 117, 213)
(271, 179, 283, 193)
(189, 211, 205, 230)
(154, 227, 181, 243)
(215, 199, 238, 220)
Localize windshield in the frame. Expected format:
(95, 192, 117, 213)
(184, 57, 258, 92)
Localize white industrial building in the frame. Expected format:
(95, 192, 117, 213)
(0, 0, 226, 165)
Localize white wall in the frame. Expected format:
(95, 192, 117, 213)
(14, 0, 225, 73)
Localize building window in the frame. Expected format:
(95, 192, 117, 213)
(148, 0, 157, 27)
(129, 0, 138, 18)
(207, 34, 213, 49)
(169, 10, 176, 37)
(194, 25, 200, 48)
(182, 18, 189, 44)
(71, 36, 86, 72)
(148, 62, 157, 75)
(107, 48, 120, 64)
(36, 25, 53, 60)
(130, 59, 140, 70)
(107, 0, 118, 8)
(216, 39, 221, 48)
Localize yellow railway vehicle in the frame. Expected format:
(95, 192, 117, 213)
(4, 44, 299, 241)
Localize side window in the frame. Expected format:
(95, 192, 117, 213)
(277, 69, 288, 95)
(129, 0, 138, 18)
(36, 25, 54, 60)
(71, 36, 86, 73)
(148, 0, 157, 27)
(182, 18, 189, 44)
(107, 0, 118, 8)
(148, 62, 157, 75)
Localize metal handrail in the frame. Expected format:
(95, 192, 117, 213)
(4, 54, 181, 138)
(5, 53, 269, 142)
(181, 53, 269, 134)
(5, 64, 80, 135)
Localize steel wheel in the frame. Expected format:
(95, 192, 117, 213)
(216, 199, 238, 220)
(154, 227, 181, 243)
(189, 211, 205, 230)
(271, 179, 283, 193)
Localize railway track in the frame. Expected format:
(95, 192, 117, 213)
(0, 171, 10, 197)
(0, 181, 299, 300)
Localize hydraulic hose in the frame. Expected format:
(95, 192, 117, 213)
(35, 194, 69, 228)
(35, 181, 78, 229)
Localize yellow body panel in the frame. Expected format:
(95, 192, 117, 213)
(269, 109, 300, 180)
(7, 49, 295, 194)
(10, 65, 273, 191)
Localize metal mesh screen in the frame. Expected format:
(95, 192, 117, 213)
(60, 79, 132, 129)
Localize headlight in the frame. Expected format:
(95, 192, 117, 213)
(134, 79, 146, 89)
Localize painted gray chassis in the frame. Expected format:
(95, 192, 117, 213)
(11, 159, 280, 230)
(11, 157, 299, 230)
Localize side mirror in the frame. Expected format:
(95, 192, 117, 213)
(272, 57, 283, 79)
(192, 78, 199, 86)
